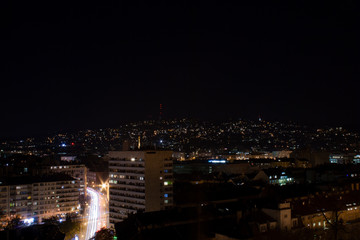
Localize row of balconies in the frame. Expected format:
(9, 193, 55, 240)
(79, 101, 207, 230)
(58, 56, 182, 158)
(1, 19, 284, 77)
(55, 190, 79, 195)
(32, 191, 56, 195)
(110, 187, 145, 194)
(110, 192, 145, 200)
(111, 180, 145, 185)
(32, 205, 57, 210)
(33, 183, 56, 186)
(110, 164, 144, 170)
(110, 204, 144, 212)
(109, 197, 145, 207)
(56, 186, 76, 190)
(111, 169, 145, 175)
(33, 187, 55, 191)
(33, 204, 56, 209)
(109, 163, 145, 169)
(116, 179, 145, 184)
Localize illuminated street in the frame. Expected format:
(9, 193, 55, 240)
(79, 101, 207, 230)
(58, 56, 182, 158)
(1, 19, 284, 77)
(83, 187, 109, 240)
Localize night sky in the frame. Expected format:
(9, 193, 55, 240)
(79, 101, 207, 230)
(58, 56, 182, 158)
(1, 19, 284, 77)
(3, 0, 360, 138)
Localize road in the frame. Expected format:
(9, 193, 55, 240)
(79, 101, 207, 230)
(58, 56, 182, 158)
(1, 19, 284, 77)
(83, 187, 109, 240)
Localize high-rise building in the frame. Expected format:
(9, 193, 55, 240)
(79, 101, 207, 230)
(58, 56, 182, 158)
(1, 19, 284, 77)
(108, 151, 173, 227)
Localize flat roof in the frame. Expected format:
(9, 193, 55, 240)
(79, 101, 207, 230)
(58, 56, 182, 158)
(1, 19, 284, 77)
(0, 174, 76, 186)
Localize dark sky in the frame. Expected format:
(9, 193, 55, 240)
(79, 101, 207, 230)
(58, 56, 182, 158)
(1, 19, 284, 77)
(3, 0, 360, 137)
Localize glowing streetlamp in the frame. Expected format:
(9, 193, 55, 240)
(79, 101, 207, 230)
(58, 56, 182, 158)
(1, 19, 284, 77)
(100, 181, 109, 201)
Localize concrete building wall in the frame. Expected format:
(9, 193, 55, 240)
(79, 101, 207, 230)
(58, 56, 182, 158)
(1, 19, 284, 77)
(109, 151, 174, 226)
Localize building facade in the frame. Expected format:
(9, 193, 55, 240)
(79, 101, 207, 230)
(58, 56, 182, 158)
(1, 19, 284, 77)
(108, 151, 174, 227)
(0, 175, 80, 226)
(40, 164, 87, 195)
(262, 202, 298, 231)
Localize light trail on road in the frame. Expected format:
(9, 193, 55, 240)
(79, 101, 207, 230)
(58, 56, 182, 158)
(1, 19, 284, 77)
(85, 188, 100, 240)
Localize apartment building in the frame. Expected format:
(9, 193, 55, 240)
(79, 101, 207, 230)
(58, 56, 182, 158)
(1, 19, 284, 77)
(0, 174, 80, 225)
(38, 164, 87, 195)
(108, 151, 173, 227)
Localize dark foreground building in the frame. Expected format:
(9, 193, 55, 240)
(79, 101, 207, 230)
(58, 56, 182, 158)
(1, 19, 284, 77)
(0, 224, 65, 240)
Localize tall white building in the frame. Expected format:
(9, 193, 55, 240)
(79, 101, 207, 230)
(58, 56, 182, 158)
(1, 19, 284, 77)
(108, 151, 173, 227)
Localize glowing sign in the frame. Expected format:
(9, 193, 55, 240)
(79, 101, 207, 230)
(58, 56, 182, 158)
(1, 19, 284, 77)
(208, 159, 226, 164)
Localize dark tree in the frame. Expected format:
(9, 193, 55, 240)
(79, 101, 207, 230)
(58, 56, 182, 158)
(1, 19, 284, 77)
(91, 228, 115, 240)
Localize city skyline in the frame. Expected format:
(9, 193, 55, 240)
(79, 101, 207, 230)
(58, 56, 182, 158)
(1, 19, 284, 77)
(3, 1, 360, 239)
(4, 1, 359, 137)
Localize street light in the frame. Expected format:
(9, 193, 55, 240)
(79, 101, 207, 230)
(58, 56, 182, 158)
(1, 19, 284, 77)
(100, 181, 109, 201)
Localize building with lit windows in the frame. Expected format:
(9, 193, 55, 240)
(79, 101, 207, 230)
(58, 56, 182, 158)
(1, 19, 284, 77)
(353, 155, 360, 164)
(108, 151, 173, 227)
(264, 169, 295, 186)
(329, 153, 354, 164)
(36, 164, 87, 195)
(0, 174, 80, 226)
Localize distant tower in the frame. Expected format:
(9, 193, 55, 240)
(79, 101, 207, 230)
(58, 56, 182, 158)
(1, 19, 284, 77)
(138, 136, 141, 149)
(258, 115, 262, 122)
(159, 103, 163, 120)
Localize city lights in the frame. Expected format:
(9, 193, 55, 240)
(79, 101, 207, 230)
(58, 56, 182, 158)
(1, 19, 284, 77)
(4, 0, 359, 239)
(23, 218, 34, 225)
